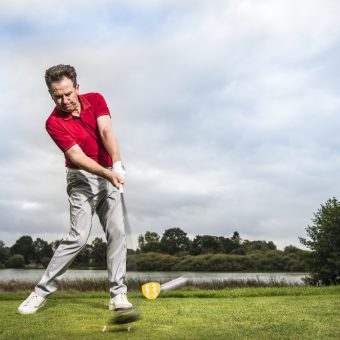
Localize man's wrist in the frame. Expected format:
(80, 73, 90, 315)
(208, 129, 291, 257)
(101, 167, 114, 180)
(113, 161, 126, 177)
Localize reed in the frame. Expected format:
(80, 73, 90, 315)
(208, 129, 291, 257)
(0, 277, 303, 292)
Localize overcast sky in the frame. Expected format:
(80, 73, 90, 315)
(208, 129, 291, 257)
(1, 0, 340, 250)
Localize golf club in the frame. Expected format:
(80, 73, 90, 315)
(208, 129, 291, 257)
(106, 186, 141, 326)
(141, 276, 188, 300)
(119, 186, 133, 241)
(119, 187, 187, 300)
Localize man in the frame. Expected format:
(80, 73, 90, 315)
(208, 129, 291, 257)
(18, 64, 133, 314)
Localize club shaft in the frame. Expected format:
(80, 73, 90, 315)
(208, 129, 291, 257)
(119, 187, 135, 248)
(160, 277, 187, 292)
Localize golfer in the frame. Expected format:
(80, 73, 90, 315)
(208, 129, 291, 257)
(18, 64, 133, 314)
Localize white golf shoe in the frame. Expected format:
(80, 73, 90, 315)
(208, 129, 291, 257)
(18, 292, 46, 315)
(109, 293, 132, 310)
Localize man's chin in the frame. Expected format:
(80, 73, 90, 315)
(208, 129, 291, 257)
(60, 106, 74, 113)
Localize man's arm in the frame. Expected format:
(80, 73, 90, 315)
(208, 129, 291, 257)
(65, 144, 123, 188)
(97, 115, 121, 163)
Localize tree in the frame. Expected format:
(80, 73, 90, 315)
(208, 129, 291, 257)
(138, 231, 161, 252)
(51, 239, 62, 252)
(231, 231, 242, 245)
(10, 235, 34, 264)
(283, 245, 305, 254)
(160, 227, 191, 255)
(0, 241, 11, 267)
(91, 237, 107, 266)
(218, 236, 239, 254)
(127, 248, 136, 255)
(243, 240, 277, 252)
(300, 197, 340, 285)
(73, 244, 92, 266)
(190, 235, 224, 255)
(32, 238, 53, 263)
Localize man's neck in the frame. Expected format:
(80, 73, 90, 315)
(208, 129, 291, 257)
(71, 102, 82, 117)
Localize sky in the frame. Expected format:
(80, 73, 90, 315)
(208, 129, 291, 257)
(1, 0, 340, 250)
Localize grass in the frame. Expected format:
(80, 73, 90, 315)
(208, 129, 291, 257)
(0, 286, 339, 340)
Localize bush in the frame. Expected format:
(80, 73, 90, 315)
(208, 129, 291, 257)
(173, 255, 204, 271)
(6, 254, 25, 268)
(230, 248, 246, 255)
(135, 252, 178, 271)
(40, 257, 51, 268)
(127, 254, 138, 270)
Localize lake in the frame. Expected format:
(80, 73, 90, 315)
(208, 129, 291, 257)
(0, 269, 307, 284)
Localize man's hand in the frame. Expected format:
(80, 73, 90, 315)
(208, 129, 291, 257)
(108, 170, 125, 189)
(113, 161, 127, 179)
(65, 144, 125, 189)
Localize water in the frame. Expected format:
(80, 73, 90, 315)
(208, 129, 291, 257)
(0, 269, 306, 284)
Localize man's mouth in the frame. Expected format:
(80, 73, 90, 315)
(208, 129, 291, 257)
(63, 104, 73, 110)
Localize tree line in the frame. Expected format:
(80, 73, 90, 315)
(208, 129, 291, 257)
(0, 236, 109, 269)
(0, 229, 308, 272)
(138, 229, 278, 255)
(1, 197, 339, 285)
(136, 195, 340, 284)
(133, 229, 308, 272)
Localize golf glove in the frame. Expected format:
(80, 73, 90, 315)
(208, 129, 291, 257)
(113, 161, 127, 179)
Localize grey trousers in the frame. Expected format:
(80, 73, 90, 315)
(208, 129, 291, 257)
(35, 168, 127, 298)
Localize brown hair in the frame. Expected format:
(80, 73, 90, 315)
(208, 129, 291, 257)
(45, 64, 77, 89)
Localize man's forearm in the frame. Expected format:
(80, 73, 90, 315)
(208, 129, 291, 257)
(65, 144, 122, 187)
(101, 130, 121, 163)
(68, 148, 111, 178)
(97, 115, 122, 164)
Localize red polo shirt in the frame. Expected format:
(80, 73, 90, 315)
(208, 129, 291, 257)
(46, 92, 112, 168)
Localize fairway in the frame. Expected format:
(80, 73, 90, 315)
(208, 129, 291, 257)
(0, 287, 339, 339)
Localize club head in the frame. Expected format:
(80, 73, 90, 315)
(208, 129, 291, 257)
(109, 307, 141, 325)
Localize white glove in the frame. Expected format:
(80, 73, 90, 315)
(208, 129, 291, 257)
(113, 161, 127, 179)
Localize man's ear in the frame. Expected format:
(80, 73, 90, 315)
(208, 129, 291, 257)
(76, 83, 80, 94)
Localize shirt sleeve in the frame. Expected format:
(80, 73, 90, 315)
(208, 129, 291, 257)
(46, 118, 77, 152)
(94, 93, 111, 118)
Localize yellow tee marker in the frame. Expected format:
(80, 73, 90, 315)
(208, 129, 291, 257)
(142, 282, 160, 300)
(141, 277, 187, 300)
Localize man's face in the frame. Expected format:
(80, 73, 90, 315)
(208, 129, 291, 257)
(49, 77, 80, 113)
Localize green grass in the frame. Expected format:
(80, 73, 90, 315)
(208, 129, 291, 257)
(0, 287, 339, 340)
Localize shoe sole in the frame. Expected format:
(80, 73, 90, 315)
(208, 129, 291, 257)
(109, 303, 133, 311)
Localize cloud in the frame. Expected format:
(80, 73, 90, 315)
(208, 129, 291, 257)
(1, 0, 340, 250)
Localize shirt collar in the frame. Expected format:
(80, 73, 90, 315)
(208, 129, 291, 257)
(57, 95, 91, 120)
